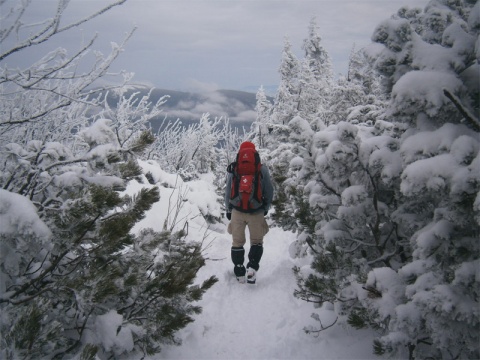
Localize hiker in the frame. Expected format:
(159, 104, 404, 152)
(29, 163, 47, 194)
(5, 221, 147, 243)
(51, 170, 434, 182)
(225, 141, 274, 284)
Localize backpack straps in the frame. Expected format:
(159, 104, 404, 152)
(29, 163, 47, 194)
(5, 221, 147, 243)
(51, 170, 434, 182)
(227, 162, 236, 174)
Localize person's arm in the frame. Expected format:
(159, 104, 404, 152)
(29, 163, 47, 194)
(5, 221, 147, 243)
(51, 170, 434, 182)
(225, 172, 233, 215)
(261, 166, 274, 211)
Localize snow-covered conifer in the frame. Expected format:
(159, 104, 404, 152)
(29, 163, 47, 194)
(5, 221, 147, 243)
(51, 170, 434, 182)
(297, 17, 334, 129)
(301, 17, 334, 84)
(253, 86, 272, 148)
(287, 3, 479, 359)
(361, 1, 480, 358)
(329, 48, 386, 126)
(271, 37, 300, 125)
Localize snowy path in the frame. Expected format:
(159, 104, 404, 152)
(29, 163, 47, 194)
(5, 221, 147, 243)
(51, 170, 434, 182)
(159, 225, 376, 360)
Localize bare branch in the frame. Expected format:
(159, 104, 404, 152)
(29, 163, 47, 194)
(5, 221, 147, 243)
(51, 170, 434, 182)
(0, 0, 127, 61)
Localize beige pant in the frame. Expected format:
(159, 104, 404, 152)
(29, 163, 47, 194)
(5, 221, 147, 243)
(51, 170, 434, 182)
(227, 209, 269, 247)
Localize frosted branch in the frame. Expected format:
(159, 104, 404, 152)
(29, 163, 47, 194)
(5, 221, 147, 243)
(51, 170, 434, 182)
(0, 0, 127, 61)
(443, 89, 480, 132)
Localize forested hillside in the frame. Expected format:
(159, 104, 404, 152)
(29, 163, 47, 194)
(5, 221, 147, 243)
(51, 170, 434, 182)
(0, 0, 478, 359)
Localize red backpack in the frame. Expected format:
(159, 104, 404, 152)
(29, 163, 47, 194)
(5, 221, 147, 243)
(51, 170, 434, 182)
(228, 145, 263, 212)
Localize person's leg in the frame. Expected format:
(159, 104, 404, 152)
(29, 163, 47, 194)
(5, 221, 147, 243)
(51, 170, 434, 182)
(247, 244, 263, 271)
(246, 212, 267, 272)
(230, 209, 247, 278)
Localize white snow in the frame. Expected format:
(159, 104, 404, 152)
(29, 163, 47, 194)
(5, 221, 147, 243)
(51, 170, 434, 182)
(341, 185, 367, 206)
(93, 310, 140, 356)
(390, 70, 463, 117)
(0, 189, 51, 240)
(0, 189, 52, 294)
(365, 267, 405, 319)
(453, 260, 480, 287)
(400, 123, 474, 164)
(127, 163, 222, 235)
(289, 156, 304, 170)
(400, 154, 460, 196)
(82, 174, 124, 188)
(80, 118, 116, 146)
(289, 115, 314, 145)
(158, 225, 376, 360)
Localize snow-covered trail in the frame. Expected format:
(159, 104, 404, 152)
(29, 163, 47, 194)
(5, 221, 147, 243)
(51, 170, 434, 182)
(159, 224, 376, 360)
(128, 167, 376, 359)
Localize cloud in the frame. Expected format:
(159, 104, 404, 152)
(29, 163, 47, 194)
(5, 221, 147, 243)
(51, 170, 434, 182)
(2, 0, 430, 91)
(231, 110, 257, 124)
(184, 79, 221, 93)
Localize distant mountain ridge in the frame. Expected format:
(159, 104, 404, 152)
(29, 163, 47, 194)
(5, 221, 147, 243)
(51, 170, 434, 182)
(242, 85, 278, 97)
(105, 85, 273, 131)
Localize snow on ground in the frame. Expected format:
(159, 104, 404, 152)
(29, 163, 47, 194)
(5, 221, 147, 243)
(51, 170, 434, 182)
(130, 162, 377, 360)
(159, 225, 376, 360)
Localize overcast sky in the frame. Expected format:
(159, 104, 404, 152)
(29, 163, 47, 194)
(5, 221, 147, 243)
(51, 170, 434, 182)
(3, 0, 430, 93)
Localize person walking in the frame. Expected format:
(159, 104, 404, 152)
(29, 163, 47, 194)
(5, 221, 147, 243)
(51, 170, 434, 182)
(225, 141, 274, 284)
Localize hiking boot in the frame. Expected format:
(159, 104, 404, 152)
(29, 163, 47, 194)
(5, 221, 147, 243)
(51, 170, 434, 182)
(236, 276, 246, 284)
(247, 268, 256, 284)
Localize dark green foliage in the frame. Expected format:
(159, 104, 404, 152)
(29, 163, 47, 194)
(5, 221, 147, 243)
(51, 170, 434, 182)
(91, 185, 123, 210)
(145, 171, 155, 184)
(3, 303, 63, 359)
(271, 185, 288, 223)
(1, 175, 216, 358)
(373, 339, 386, 356)
(119, 159, 143, 180)
(132, 130, 155, 153)
(9, 305, 42, 352)
(272, 167, 288, 221)
(294, 190, 316, 235)
(80, 344, 98, 360)
(115, 230, 218, 354)
(270, 163, 299, 230)
(348, 310, 367, 329)
(311, 242, 341, 276)
(99, 187, 160, 243)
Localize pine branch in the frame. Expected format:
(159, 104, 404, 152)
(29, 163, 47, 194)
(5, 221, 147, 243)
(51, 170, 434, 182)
(317, 177, 341, 197)
(1, 213, 101, 303)
(443, 89, 480, 132)
(362, 285, 382, 298)
(304, 315, 338, 336)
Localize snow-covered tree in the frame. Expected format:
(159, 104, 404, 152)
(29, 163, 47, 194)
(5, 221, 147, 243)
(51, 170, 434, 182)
(100, 87, 168, 154)
(329, 47, 387, 126)
(296, 58, 321, 124)
(283, 2, 479, 359)
(297, 17, 334, 129)
(302, 17, 334, 85)
(0, 0, 135, 146)
(253, 85, 272, 148)
(271, 37, 300, 125)
(267, 21, 336, 229)
(0, 1, 217, 358)
(148, 113, 223, 177)
(193, 114, 223, 174)
(291, 120, 407, 330)
(362, 1, 480, 358)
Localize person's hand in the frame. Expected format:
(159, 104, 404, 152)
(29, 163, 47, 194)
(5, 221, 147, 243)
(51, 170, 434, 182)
(226, 212, 231, 220)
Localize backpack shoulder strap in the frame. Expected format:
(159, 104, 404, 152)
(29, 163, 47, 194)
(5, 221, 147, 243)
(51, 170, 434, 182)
(227, 162, 236, 174)
(254, 152, 260, 166)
